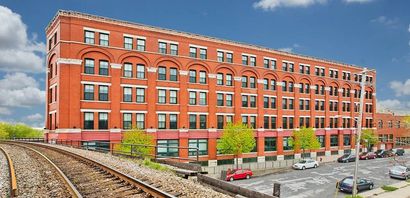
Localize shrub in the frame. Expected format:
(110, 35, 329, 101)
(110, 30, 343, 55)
(381, 185, 398, 191)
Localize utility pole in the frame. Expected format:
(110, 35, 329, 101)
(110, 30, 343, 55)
(352, 68, 368, 196)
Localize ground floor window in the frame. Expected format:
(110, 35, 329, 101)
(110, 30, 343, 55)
(317, 135, 325, 148)
(330, 135, 338, 147)
(283, 137, 293, 150)
(343, 135, 350, 146)
(157, 140, 179, 157)
(264, 137, 277, 151)
(188, 139, 208, 156)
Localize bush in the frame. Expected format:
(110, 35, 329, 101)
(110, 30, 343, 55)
(0, 122, 42, 139)
(142, 158, 169, 171)
(381, 185, 398, 191)
(345, 195, 363, 198)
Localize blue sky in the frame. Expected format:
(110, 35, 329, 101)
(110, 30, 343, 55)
(0, 0, 409, 127)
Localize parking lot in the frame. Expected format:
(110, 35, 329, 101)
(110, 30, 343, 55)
(232, 155, 410, 198)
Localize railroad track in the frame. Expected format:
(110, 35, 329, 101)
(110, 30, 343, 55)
(0, 146, 18, 197)
(9, 142, 179, 198)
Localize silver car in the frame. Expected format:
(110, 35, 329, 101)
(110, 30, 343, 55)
(292, 159, 319, 170)
(389, 166, 410, 179)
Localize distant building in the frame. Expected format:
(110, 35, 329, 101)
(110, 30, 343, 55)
(45, 10, 377, 165)
(376, 112, 410, 150)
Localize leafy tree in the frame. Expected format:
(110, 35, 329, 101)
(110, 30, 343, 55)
(116, 127, 154, 158)
(217, 122, 256, 169)
(360, 129, 378, 151)
(0, 123, 8, 139)
(0, 122, 42, 139)
(403, 116, 410, 129)
(291, 127, 320, 158)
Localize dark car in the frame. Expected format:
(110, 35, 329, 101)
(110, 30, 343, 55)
(337, 176, 374, 193)
(338, 154, 356, 163)
(391, 148, 405, 156)
(359, 152, 377, 160)
(376, 150, 394, 158)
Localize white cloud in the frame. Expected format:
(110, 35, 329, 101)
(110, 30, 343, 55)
(0, 5, 45, 73)
(278, 43, 301, 53)
(343, 0, 374, 3)
(390, 79, 410, 96)
(0, 72, 45, 107)
(370, 16, 399, 28)
(253, 0, 328, 11)
(25, 113, 43, 122)
(408, 24, 410, 32)
(377, 99, 410, 115)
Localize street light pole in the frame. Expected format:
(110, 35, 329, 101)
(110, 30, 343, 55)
(352, 68, 368, 196)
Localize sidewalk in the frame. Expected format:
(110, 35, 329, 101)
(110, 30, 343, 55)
(359, 181, 410, 198)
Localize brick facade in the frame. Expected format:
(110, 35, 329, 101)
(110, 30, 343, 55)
(45, 10, 377, 163)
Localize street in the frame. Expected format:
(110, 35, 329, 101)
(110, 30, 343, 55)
(232, 155, 410, 198)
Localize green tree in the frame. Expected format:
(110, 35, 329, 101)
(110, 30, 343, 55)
(360, 129, 378, 151)
(0, 123, 8, 139)
(217, 122, 256, 169)
(0, 122, 42, 139)
(403, 116, 410, 129)
(291, 127, 321, 158)
(117, 127, 154, 158)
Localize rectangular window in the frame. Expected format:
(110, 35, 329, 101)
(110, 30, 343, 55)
(263, 79, 269, 90)
(264, 116, 269, 128)
(217, 51, 224, 62)
(282, 62, 288, 71)
(123, 87, 132, 102)
(137, 38, 145, 51)
(270, 80, 276, 90)
(199, 48, 207, 59)
(124, 36, 133, 49)
(217, 93, 224, 106)
(123, 113, 132, 129)
(189, 114, 197, 129)
(242, 95, 248, 107)
(158, 114, 166, 129)
(242, 76, 247, 88)
(199, 92, 207, 105)
(84, 112, 94, 129)
(189, 70, 196, 83)
(283, 98, 288, 110)
(217, 73, 223, 85)
(84, 31, 95, 44)
(169, 114, 178, 129)
(217, 115, 224, 129)
(136, 88, 145, 103)
(98, 85, 108, 101)
(123, 63, 133, 77)
(271, 117, 277, 129)
(242, 55, 248, 65)
(226, 53, 233, 63)
(250, 116, 256, 128)
(226, 74, 233, 86)
(283, 137, 293, 150)
(271, 60, 277, 69)
(343, 135, 350, 146)
(200, 115, 207, 129)
(189, 91, 196, 105)
(170, 44, 178, 55)
(199, 71, 207, 84)
(136, 113, 145, 129)
(188, 139, 208, 156)
(270, 97, 276, 109)
(283, 117, 288, 129)
(264, 59, 269, 68)
(289, 99, 294, 109)
(98, 112, 108, 129)
(158, 67, 166, 80)
(157, 140, 179, 157)
(282, 81, 287, 92)
(242, 116, 248, 126)
(136, 64, 145, 79)
(264, 97, 269, 108)
(226, 94, 233, 107)
(330, 135, 338, 147)
(250, 77, 256, 88)
(189, 47, 197, 58)
(289, 63, 294, 72)
(158, 42, 167, 54)
(317, 136, 325, 147)
(250, 56, 256, 66)
(99, 33, 109, 46)
(84, 59, 95, 74)
(264, 137, 277, 151)
(158, 89, 166, 104)
(250, 96, 256, 107)
(84, 84, 94, 100)
(169, 68, 178, 81)
(99, 60, 109, 76)
(169, 90, 177, 104)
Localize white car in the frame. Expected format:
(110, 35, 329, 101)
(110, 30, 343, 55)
(292, 159, 319, 170)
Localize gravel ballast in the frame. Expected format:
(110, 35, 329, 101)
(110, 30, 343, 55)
(0, 146, 10, 198)
(43, 143, 231, 198)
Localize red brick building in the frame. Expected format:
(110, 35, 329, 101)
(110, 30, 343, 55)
(45, 10, 376, 165)
(376, 112, 410, 150)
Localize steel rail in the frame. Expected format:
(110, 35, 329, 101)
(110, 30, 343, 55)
(0, 145, 18, 197)
(15, 141, 177, 198)
(7, 143, 82, 198)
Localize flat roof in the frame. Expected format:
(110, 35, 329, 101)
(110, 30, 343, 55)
(46, 10, 374, 72)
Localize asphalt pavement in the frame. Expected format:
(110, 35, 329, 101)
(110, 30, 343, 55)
(231, 155, 410, 198)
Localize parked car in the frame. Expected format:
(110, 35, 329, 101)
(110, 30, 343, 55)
(292, 159, 319, 170)
(391, 148, 405, 156)
(337, 176, 374, 193)
(337, 154, 356, 163)
(376, 150, 394, 158)
(389, 166, 410, 180)
(225, 169, 253, 181)
(359, 152, 377, 160)
(375, 149, 384, 157)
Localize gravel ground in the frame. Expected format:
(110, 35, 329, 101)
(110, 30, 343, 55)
(0, 144, 72, 198)
(42, 143, 231, 198)
(0, 146, 10, 198)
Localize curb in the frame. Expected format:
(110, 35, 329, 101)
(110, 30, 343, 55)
(359, 181, 410, 198)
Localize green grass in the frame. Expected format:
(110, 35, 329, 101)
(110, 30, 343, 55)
(406, 179, 410, 183)
(142, 158, 169, 171)
(381, 185, 398, 192)
(345, 195, 363, 198)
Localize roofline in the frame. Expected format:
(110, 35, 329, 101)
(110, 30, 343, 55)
(46, 10, 375, 72)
